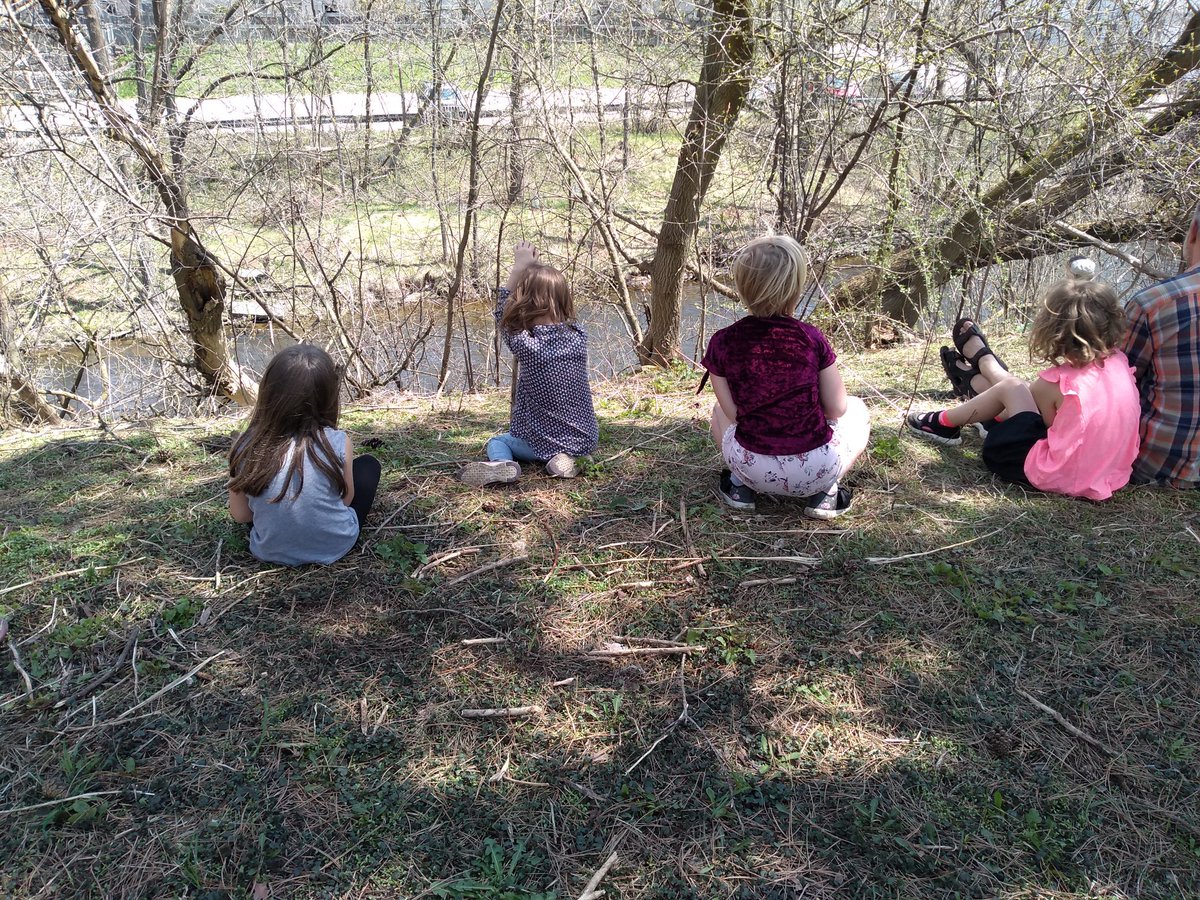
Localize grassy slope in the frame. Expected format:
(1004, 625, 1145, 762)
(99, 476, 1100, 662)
(1, 339, 1198, 899)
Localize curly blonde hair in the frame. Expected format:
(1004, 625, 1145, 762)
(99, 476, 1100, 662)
(1028, 279, 1125, 367)
(733, 235, 809, 317)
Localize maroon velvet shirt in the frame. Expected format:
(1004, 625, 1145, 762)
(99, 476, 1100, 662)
(701, 315, 836, 456)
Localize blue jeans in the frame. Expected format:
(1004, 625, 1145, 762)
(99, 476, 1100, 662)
(486, 433, 545, 463)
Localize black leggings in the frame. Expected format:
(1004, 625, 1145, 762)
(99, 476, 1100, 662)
(350, 454, 382, 528)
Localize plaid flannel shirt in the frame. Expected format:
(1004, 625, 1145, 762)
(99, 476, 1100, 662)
(1121, 264, 1200, 488)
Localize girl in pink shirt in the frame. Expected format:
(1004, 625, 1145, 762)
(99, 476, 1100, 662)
(906, 278, 1140, 500)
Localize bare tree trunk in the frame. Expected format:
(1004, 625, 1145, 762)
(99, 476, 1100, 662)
(32, 0, 257, 404)
(636, 0, 754, 365)
(81, 0, 112, 78)
(437, 0, 507, 388)
(0, 287, 60, 425)
(506, 1, 526, 204)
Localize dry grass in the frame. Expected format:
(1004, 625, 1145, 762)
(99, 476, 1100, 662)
(1, 341, 1198, 898)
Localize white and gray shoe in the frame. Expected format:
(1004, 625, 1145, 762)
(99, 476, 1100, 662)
(460, 460, 521, 486)
(545, 453, 579, 478)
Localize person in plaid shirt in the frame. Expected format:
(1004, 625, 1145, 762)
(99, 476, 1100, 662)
(1121, 202, 1200, 488)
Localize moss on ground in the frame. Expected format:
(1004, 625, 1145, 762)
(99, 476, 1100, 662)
(1, 344, 1198, 898)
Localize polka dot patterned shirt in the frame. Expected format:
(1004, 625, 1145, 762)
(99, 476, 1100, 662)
(496, 288, 599, 459)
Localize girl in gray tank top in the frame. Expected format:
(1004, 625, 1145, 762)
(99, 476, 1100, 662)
(228, 345, 381, 565)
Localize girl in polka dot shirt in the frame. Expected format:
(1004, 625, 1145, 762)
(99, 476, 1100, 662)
(461, 241, 599, 485)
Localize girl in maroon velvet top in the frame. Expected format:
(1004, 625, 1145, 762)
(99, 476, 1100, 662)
(701, 235, 871, 518)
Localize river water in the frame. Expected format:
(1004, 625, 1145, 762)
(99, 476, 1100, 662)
(29, 241, 1183, 418)
(31, 286, 743, 417)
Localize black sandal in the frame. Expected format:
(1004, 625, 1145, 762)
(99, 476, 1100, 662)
(952, 318, 1009, 373)
(940, 346, 977, 399)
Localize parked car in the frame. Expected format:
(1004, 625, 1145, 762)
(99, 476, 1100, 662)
(820, 76, 863, 101)
(418, 82, 470, 123)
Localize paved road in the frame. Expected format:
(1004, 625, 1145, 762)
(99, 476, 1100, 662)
(0, 84, 693, 135)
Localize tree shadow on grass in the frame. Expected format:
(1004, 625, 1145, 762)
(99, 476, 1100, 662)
(0, 396, 1198, 898)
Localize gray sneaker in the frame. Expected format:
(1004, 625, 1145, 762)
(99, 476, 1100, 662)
(545, 453, 579, 478)
(461, 460, 521, 486)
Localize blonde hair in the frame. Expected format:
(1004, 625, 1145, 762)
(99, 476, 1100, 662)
(1028, 279, 1125, 367)
(502, 264, 574, 333)
(733, 235, 809, 317)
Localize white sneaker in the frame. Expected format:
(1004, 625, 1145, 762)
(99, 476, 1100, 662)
(460, 460, 521, 486)
(545, 453, 579, 478)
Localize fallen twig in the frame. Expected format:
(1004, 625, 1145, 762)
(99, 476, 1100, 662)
(609, 636, 686, 648)
(0, 789, 147, 815)
(738, 576, 798, 589)
(577, 851, 619, 900)
(488, 753, 512, 783)
(7, 639, 33, 698)
(589, 645, 706, 659)
(443, 554, 529, 588)
(460, 705, 542, 719)
(110, 651, 226, 723)
(0, 557, 146, 597)
(678, 498, 706, 578)
(54, 627, 140, 709)
(414, 547, 482, 578)
(1017, 688, 1118, 757)
(461, 637, 507, 646)
(865, 520, 1018, 565)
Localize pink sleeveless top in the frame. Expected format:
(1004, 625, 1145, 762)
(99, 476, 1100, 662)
(1024, 351, 1140, 500)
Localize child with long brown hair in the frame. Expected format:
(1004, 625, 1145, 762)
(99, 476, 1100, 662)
(461, 241, 598, 485)
(228, 344, 381, 564)
(906, 277, 1140, 500)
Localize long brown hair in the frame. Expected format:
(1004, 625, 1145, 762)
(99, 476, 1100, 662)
(228, 344, 346, 500)
(1028, 279, 1125, 367)
(501, 264, 574, 333)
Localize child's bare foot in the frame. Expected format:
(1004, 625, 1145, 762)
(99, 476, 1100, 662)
(506, 240, 539, 291)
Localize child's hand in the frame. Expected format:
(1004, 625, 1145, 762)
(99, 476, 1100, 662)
(506, 240, 539, 291)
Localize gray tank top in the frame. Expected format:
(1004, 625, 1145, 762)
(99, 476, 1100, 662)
(247, 427, 359, 565)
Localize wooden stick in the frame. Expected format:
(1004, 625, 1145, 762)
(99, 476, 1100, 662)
(461, 705, 542, 719)
(54, 627, 140, 709)
(461, 637, 507, 646)
(865, 522, 1014, 565)
(589, 646, 706, 659)
(7, 640, 33, 698)
(1017, 688, 1118, 757)
(0, 557, 146, 596)
(577, 851, 619, 900)
(414, 547, 482, 579)
(443, 554, 529, 588)
(487, 753, 512, 783)
(110, 651, 226, 723)
(738, 576, 798, 589)
(678, 498, 706, 578)
(0, 789, 131, 815)
(609, 636, 686, 648)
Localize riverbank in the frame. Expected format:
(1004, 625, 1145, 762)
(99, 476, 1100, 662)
(2, 341, 1198, 898)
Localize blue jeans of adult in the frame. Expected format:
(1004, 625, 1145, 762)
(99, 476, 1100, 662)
(486, 433, 545, 463)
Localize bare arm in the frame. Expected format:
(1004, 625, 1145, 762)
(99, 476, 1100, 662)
(229, 489, 253, 524)
(1030, 376, 1064, 428)
(817, 364, 849, 419)
(710, 374, 738, 423)
(342, 434, 355, 507)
